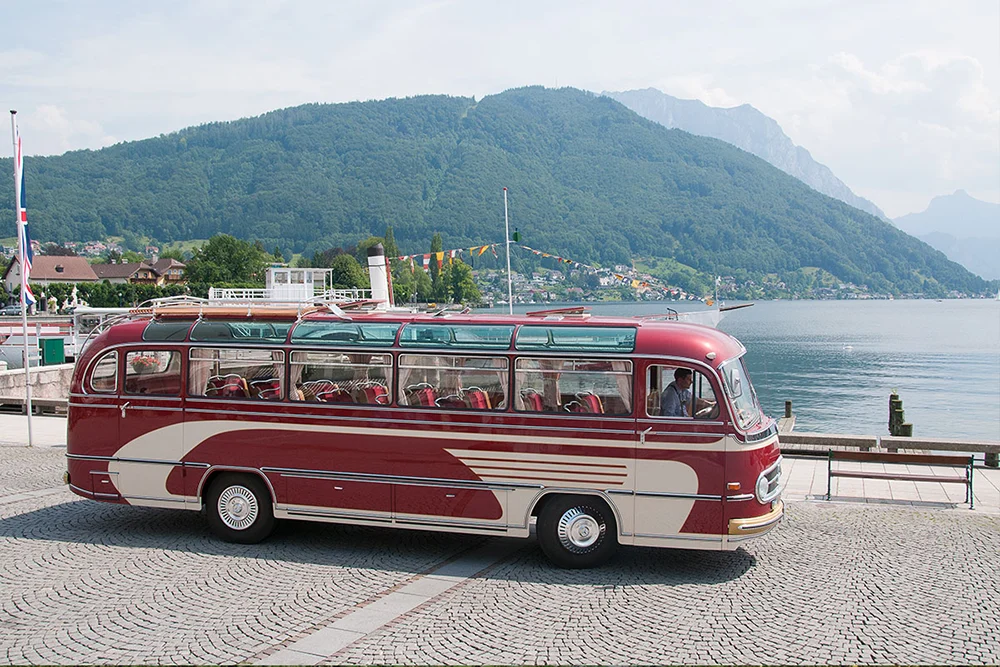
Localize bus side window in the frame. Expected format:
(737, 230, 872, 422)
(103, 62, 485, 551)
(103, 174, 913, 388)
(397, 354, 507, 410)
(189, 348, 284, 400)
(290, 351, 392, 405)
(648, 365, 718, 420)
(88, 351, 118, 394)
(124, 350, 181, 396)
(514, 358, 632, 415)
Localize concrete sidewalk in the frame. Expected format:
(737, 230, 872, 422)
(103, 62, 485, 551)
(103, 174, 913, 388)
(779, 452, 1000, 513)
(0, 412, 67, 448)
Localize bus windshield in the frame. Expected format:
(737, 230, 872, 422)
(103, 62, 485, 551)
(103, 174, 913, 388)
(720, 356, 761, 430)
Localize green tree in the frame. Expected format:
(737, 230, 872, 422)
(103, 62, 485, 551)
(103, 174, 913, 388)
(329, 254, 367, 288)
(449, 260, 482, 304)
(184, 234, 271, 284)
(159, 247, 186, 261)
(383, 225, 399, 259)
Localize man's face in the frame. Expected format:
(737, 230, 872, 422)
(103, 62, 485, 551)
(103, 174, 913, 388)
(678, 373, 693, 389)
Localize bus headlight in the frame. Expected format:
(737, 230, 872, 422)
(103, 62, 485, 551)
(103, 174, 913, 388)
(755, 474, 769, 502)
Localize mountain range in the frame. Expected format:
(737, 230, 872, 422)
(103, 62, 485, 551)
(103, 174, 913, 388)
(894, 190, 1000, 280)
(2, 86, 991, 296)
(603, 88, 888, 221)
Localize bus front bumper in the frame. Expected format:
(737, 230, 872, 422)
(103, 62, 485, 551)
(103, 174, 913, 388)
(728, 499, 784, 536)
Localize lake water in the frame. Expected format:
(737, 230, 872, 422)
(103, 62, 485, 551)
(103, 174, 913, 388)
(486, 300, 1000, 442)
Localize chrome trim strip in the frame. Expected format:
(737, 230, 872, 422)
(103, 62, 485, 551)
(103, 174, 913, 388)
(268, 467, 535, 491)
(394, 516, 509, 531)
(633, 533, 722, 541)
(88, 469, 118, 476)
(67, 454, 115, 462)
(119, 396, 184, 403)
(640, 429, 727, 439)
(726, 493, 755, 501)
(121, 405, 184, 413)
(635, 491, 723, 501)
(185, 406, 638, 434)
(605, 489, 634, 495)
(122, 494, 188, 504)
(733, 511, 783, 532)
(68, 402, 118, 410)
(70, 483, 120, 500)
(279, 507, 393, 522)
(69, 453, 210, 469)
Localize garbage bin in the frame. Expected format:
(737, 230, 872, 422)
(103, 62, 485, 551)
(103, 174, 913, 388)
(39, 337, 65, 365)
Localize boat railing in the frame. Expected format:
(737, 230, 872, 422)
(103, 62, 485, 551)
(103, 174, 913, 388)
(208, 287, 373, 303)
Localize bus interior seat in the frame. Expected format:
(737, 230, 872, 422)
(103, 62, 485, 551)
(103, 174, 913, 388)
(217, 375, 249, 398)
(435, 394, 466, 409)
(360, 384, 389, 405)
(405, 383, 437, 407)
(577, 392, 605, 414)
(521, 390, 544, 412)
(465, 387, 491, 410)
(251, 378, 281, 400)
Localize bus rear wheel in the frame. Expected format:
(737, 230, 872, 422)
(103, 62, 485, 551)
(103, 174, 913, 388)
(537, 495, 618, 568)
(206, 473, 275, 544)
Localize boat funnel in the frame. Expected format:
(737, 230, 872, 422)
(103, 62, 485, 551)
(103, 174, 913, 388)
(367, 243, 392, 309)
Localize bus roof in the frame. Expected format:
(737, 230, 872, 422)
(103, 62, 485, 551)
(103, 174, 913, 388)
(85, 307, 746, 369)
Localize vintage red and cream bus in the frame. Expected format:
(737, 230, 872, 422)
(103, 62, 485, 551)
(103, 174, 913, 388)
(66, 303, 782, 568)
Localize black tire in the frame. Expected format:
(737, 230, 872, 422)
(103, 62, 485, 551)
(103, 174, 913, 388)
(536, 494, 618, 569)
(205, 473, 276, 544)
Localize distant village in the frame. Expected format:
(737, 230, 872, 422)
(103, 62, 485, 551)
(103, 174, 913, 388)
(0, 238, 984, 308)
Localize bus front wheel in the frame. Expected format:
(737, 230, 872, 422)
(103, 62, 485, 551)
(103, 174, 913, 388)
(206, 473, 276, 544)
(537, 495, 618, 568)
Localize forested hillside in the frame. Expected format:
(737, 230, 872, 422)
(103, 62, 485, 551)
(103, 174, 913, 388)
(3, 87, 990, 295)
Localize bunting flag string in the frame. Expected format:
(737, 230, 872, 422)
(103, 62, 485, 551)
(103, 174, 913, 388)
(388, 240, 709, 301)
(515, 244, 709, 302)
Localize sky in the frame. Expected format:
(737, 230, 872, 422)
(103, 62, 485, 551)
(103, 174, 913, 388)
(1, 0, 998, 218)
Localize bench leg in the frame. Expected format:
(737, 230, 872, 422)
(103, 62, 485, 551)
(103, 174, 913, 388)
(968, 466, 974, 510)
(826, 453, 832, 501)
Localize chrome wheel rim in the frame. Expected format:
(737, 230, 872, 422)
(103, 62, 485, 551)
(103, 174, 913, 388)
(557, 507, 604, 553)
(217, 485, 259, 531)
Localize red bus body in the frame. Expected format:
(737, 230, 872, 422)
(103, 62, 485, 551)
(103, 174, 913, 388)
(67, 308, 782, 562)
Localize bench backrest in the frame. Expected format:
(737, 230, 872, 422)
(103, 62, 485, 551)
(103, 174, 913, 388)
(829, 450, 972, 466)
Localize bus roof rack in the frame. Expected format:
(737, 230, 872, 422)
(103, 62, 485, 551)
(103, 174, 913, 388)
(525, 306, 591, 318)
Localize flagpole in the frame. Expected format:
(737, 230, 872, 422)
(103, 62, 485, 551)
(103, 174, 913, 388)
(10, 111, 33, 447)
(503, 187, 513, 315)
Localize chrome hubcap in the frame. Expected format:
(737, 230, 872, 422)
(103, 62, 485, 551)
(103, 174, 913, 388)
(557, 507, 604, 553)
(217, 485, 259, 531)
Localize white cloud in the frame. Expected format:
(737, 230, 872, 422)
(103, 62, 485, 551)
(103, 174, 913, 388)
(0, 0, 996, 218)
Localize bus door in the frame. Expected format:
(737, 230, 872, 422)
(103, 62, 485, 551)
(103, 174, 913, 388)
(70, 349, 121, 499)
(635, 361, 727, 545)
(110, 348, 187, 507)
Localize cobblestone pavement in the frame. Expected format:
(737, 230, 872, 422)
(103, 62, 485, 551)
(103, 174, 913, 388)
(1, 447, 998, 665)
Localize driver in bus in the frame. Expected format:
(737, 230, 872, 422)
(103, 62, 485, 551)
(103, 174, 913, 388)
(661, 368, 715, 418)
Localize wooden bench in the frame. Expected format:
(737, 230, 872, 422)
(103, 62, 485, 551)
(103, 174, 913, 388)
(827, 450, 975, 509)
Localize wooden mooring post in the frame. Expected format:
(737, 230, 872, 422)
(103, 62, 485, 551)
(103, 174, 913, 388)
(888, 392, 912, 449)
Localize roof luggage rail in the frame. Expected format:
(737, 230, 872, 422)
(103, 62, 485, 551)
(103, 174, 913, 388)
(525, 306, 591, 319)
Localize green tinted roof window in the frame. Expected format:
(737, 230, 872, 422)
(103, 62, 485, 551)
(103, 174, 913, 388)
(291, 321, 399, 347)
(399, 324, 514, 349)
(515, 326, 636, 352)
(190, 320, 292, 343)
(143, 320, 194, 342)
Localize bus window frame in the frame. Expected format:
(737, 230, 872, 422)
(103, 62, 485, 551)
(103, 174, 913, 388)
(86, 350, 119, 395)
(640, 358, 728, 424)
(512, 355, 634, 416)
(187, 346, 287, 401)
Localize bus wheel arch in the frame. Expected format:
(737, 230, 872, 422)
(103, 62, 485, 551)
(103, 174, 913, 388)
(533, 493, 619, 569)
(204, 471, 276, 544)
